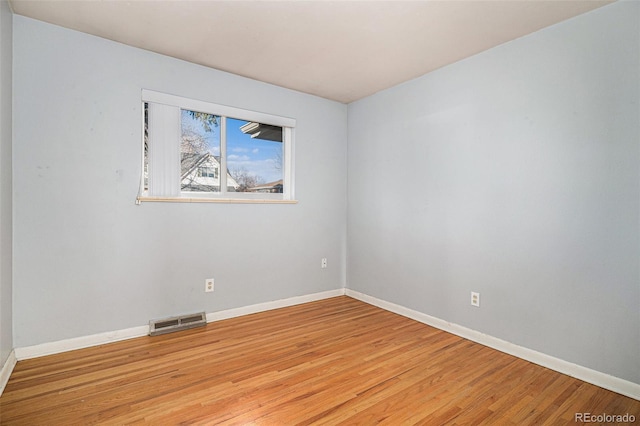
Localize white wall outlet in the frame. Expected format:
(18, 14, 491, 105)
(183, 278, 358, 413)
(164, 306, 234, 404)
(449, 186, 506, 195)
(321, 258, 327, 268)
(205, 278, 214, 293)
(471, 291, 480, 307)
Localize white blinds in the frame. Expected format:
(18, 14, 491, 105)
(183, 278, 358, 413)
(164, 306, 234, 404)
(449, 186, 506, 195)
(147, 102, 181, 197)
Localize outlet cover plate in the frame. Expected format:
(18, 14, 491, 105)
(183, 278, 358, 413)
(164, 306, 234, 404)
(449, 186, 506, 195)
(471, 291, 480, 307)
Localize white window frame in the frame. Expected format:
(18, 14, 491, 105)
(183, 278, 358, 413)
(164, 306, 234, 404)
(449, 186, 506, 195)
(138, 90, 296, 204)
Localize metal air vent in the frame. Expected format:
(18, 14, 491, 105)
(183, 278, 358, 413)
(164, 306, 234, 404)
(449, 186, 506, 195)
(149, 312, 206, 336)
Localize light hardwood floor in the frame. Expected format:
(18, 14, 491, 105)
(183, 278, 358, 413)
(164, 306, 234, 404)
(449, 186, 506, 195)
(1, 296, 638, 424)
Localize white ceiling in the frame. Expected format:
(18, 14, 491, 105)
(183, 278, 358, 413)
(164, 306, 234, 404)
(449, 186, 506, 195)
(9, 0, 612, 104)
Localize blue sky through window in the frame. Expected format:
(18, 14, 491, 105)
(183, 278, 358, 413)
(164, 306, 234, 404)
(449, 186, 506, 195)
(181, 111, 282, 184)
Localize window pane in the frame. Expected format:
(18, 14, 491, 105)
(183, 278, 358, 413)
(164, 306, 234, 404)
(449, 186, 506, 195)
(227, 118, 283, 193)
(142, 90, 293, 200)
(180, 109, 222, 192)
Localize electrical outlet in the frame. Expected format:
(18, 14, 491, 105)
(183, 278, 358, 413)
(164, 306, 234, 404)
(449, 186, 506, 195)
(321, 258, 327, 269)
(205, 278, 214, 293)
(471, 291, 480, 307)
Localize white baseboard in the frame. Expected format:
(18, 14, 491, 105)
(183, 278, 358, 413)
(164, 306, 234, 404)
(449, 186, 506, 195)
(14, 288, 347, 362)
(15, 326, 150, 361)
(205, 288, 346, 323)
(346, 289, 640, 401)
(0, 350, 17, 397)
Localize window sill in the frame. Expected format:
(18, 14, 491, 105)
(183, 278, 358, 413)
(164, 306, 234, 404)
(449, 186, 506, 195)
(136, 196, 298, 204)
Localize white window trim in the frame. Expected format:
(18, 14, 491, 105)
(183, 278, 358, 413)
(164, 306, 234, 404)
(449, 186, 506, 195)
(138, 90, 297, 204)
(142, 90, 295, 128)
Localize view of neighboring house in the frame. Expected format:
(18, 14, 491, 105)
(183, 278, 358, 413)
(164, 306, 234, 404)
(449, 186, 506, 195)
(248, 179, 283, 193)
(180, 152, 240, 192)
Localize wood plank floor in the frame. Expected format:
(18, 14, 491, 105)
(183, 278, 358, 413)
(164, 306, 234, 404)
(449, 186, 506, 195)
(1, 296, 638, 425)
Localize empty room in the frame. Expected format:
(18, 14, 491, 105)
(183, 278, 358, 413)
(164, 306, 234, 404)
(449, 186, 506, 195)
(0, 0, 638, 424)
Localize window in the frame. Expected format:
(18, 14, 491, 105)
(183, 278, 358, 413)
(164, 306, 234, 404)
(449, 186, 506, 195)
(197, 167, 217, 178)
(140, 90, 295, 203)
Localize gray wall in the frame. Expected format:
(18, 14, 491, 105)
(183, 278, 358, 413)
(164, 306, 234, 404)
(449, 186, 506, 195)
(347, 1, 639, 384)
(0, 0, 13, 366)
(12, 16, 347, 348)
